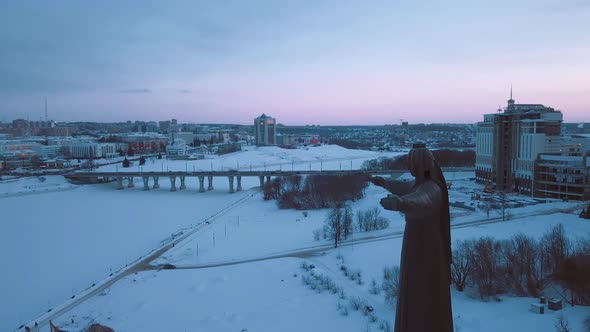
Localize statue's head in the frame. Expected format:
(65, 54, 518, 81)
(408, 143, 435, 179)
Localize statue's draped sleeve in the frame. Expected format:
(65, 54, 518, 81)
(382, 179, 414, 196)
(398, 182, 442, 217)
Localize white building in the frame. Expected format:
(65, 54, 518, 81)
(69, 143, 118, 159)
(166, 139, 189, 157)
(254, 114, 277, 146)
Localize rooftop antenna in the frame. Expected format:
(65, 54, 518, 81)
(507, 84, 515, 107)
(44, 96, 48, 122)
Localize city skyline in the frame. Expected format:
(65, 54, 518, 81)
(1, 1, 589, 125)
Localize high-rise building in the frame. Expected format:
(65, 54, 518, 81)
(254, 114, 276, 146)
(476, 89, 563, 194)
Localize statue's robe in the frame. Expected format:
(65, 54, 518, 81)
(384, 179, 453, 332)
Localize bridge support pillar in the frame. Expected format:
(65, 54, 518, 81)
(228, 176, 235, 193)
(266, 175, 271, 183)
(198, 176, 205, 192)
(170, 176, 177, 192)
(236, 176, 242, 191)
(127, 177, 135, 188)
(179, 176, 186, 190)
(207, 175, 214, 191)
(153, 176, 160, 189)
(259, 176, 264, 187)
(117, 177, 124, 190)
(142, 176, 150, 191)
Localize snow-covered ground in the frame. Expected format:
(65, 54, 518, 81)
(94, 144, 402, 172)
(0, 175, 77, 197)
(50, 211, 590, 332)
(50, 258, 377, 332)
(4, 145, 589, 332)
(0, 145, 400, 332)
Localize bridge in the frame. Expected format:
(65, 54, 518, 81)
(65, 167, 474, 193)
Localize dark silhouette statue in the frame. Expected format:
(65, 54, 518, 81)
(372, 143, 453, 332)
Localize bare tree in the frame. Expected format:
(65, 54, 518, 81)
(451, 240, 473, 292)
(342, 204, 353, 240)
(324, 205, 343, 248)
(509, 234, 542, 296)
(555, 254, 590, 306)
(469, 237, 503, 299)
(540, 224, 571, 280)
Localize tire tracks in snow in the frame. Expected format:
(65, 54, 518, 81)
(148, 202, 585, 270)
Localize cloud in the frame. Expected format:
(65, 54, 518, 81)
(178, 89, 192, 94)
(119, 88, 151, 94)
(0, 1, 310, 95)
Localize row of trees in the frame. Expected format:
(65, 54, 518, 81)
(362, 149, 475, 171)
(451, 224, 590, 305)
(318, 206, 391, 248)
(329, 139, 373, 150)
(263, 174, 368, 209)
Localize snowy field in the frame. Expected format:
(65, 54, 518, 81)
(50, 211, 590, 332)
(95, 145, 404, 173)
(0, 175, 77, 197)
(0, 145, 401, 332)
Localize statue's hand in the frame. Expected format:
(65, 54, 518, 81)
(380, 194, 402, 211)
(371, 176, 386, 187)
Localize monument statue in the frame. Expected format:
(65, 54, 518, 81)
(372, 143, 453, 332)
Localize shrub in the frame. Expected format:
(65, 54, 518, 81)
(337, 301, 349, 316)
(349, 296, 367, 311)
(369, 278, 381, 295)
(339, 288, 346, 299)
(555, 314, 571, 332)
(357, 207, 390, 232)
(312, 229, 322, 241)
(349, 269, 362, 284)
(300, 261, 315, 272)
(379, 319, 393, 332)
(341, 265, 349, 276)
(382, 266, 401, 304)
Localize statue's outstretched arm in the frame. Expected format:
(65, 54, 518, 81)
(399, 182, 442, 216)
(371, 176, 413, 196)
